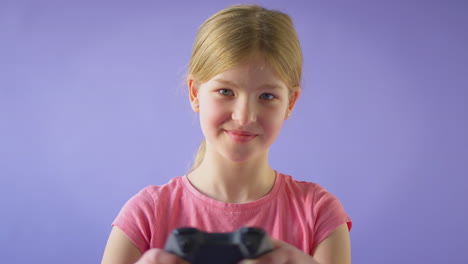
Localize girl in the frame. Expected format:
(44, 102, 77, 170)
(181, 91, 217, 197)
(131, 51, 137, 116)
(102, 5, 352, 264)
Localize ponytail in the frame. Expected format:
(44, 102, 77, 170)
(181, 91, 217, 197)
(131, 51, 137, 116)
(191, 140, 206, 171)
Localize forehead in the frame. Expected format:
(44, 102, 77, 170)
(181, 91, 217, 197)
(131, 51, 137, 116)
(207, 57, 288, 91)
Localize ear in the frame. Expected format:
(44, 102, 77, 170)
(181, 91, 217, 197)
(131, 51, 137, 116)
(187, 74, 200, 113)
(285, 87, 301, 120)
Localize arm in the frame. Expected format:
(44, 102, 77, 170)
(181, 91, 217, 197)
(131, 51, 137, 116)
(101, 226, 189, 264)
(239, 223, 351, 264)
(313, 223, 351, 264)
(101, 226, 142, 264)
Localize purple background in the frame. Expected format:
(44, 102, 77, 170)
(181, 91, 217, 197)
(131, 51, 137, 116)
(1, 0, 467, 263)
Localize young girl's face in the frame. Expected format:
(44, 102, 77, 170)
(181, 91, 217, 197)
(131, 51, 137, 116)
(191, 56, 296, 163)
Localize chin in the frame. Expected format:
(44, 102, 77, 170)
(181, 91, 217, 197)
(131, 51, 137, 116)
(221, 149, 265, 164)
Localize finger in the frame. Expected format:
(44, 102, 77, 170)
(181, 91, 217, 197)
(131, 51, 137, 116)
(270, 239, 289, 249)
(135, 248, 188, 264)
(239, 247, 289, 264)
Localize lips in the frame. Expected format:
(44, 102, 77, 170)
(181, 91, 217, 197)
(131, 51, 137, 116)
(225, 130, 257, 143)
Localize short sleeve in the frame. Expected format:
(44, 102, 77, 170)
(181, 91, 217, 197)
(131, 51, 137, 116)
(311, 185, 352, 253)
(112, 187, 155, 253)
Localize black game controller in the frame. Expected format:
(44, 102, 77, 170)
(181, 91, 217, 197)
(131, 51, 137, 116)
(164, 227, 273, 264)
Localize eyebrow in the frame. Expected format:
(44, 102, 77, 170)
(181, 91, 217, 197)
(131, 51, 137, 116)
(212, 78, 283, 90)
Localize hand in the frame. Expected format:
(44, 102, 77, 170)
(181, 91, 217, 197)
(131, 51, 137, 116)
(135, 248, 189, 264)
(239, 239, 320, 264)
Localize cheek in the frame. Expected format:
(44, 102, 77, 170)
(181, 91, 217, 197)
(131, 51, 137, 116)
(199, 100, 227, 132)
(261, 110, 286, 138)
(268, 118, 285, 137)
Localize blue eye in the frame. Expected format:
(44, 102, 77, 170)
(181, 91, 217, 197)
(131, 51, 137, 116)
(218, 89, 234, 96)
(260, 93, 275, 100)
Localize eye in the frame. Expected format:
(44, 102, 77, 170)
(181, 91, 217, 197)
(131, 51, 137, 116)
(260, 93, 275, 100)
(218, 89, 234, 96)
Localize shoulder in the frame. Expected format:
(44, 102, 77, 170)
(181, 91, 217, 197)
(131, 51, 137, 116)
(138, 176, 185, 196)
(279, 173, 324, 199)
(278, 173, 347, 215)
(121, 176, 185, 210)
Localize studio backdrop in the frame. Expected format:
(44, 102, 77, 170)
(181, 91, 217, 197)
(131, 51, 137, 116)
(1, 0, 467, 263)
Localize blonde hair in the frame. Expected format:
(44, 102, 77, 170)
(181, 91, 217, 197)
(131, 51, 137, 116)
(189, 5, 303, 170)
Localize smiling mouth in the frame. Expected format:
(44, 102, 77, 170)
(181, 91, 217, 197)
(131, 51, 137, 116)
(225, 130, 257, 143)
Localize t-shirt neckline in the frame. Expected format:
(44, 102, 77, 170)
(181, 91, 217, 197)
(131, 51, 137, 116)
(181, 171, 283, 211)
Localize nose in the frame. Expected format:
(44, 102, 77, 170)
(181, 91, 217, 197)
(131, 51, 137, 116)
(232, 97, 257, 126)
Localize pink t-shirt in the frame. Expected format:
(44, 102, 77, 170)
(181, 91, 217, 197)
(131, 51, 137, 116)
(112, 172, 352, 255)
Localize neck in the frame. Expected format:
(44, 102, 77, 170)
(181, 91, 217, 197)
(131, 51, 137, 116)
(187, 152, 276, 203)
